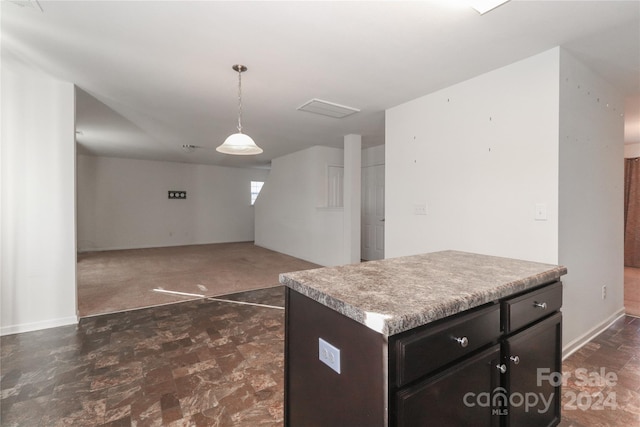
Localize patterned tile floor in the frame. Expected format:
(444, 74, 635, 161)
(1, 286, 639, 426)
(559, 315, 640, 426)
(1, 287, 286, 426)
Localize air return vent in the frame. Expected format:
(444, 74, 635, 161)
(297, 98, 360, 119)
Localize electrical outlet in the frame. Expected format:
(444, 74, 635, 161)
(535, 203, 547, 221)
(602, 285, 607, 300)
(168, 191, 187, 199)
(318, 338, 341, 374)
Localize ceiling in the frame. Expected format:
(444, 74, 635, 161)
(3, 0, 639, 168)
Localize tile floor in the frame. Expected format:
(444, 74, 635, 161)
(558, 315, 640, 426)
(1, 287, 286, 426)
(1, 286, 639, 426)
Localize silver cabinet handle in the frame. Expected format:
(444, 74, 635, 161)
(510, 356, 520, 365)
(497, 364, 507, 374)
(533, 301, 547, 309)
(454, 336, 469, 348)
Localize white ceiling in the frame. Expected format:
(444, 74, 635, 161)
(3, 0, 639, 168)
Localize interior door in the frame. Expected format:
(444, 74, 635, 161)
(362, 164, 385, 260)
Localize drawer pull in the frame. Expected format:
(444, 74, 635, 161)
(496, 364, 507, 374)
(510, 355, 520, 365)
(533, 301, 547, 309)
(453, 336, 469, 348)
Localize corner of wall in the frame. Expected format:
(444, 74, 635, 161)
(1, 58, 77, 333)
(558, 48, 625, 349)
(254, 146, 345, 266)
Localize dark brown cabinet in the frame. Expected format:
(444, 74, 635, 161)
(285, 281, 563, 427)
(502, 281, 563, 334)
(396, 344, 501, 427)
(389, 282, 562, 427)
(503, 312, 562, 427)
(501, 281, 562, 427)
(393, 303, 501, 388)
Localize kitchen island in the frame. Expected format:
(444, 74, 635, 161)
(280, 250, 567, 427)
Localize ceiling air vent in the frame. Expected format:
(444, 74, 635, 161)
(297, 98, 360, 119)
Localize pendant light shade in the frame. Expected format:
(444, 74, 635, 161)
(218, 132, 263, 155)
(216, 64, 263, 155)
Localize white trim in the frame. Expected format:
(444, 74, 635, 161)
(0, 315, 78, 336)
(77, 240, 255, 253)
(562, 308, 626, 360)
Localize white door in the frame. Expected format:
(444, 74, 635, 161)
(361, 164, 385, 260)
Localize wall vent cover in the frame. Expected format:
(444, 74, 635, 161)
(297, 98, 360, 119)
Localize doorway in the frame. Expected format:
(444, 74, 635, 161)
(361, 164, 385, 261)
(624, 156, 640, 316)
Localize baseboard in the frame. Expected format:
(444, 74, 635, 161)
(78, 240, 255, 253)
(0, 315, 78, 336)
(562, 308, 626, 360)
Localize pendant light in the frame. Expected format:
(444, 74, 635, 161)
(216, 64, 263, 155)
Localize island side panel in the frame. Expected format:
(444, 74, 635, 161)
(285, 288, 388, 427)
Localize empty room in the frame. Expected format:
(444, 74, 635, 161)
(2, 1, 639, 426)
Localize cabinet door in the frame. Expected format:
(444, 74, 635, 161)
(395, 344, 501, 427)
(504, 312, 562, 427)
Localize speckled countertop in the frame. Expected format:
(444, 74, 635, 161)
(280, 250, 567, 337)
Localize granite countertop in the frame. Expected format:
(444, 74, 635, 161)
(280, 250, 567, 337)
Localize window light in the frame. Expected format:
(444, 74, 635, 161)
(251, 181, 264, 205)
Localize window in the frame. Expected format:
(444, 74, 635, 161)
(251, 181, 264, 205)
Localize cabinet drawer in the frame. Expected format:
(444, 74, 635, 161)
(502, 281, 562, 334)
(394, 304, 500, 388)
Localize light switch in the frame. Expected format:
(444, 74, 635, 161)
(413, 203, 428, 215)
(535, 203, 547, 221)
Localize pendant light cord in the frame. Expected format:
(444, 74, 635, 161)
(216, 64, 262, 156)
(237, 68, 243, 134)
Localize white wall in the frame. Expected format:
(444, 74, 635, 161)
(77, 155, 269, 251)
(1, 55, 77, 335)
(386, 48, 560, 264)
(386, 47, 626, 351)
(558, 50, 625, 354)
(363, 144, 385, 167)
(344, 135, 362, 264)
(255, 146, 345, 266)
